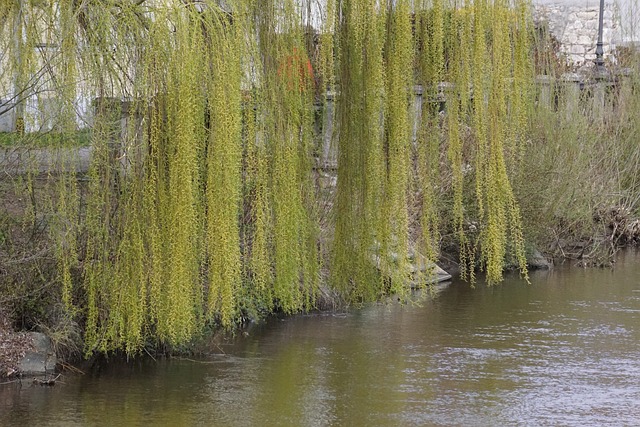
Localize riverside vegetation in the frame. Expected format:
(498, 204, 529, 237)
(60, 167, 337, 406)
(1, 0, 640, 364)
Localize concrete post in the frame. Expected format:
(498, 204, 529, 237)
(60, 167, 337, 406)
(536, 75, 554, 111)
(561, 73, 582, 120)
(321, 91, 337, 169)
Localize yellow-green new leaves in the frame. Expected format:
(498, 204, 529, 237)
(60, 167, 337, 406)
(257, 0, 319, 313)
(478, 1, 529, 284)
(332, 0, 386, 300)
(164, 9, 205, 344)
(204, 11, 243, 328)
(2, 0, 537, 356)
(382, 0, 413, 295)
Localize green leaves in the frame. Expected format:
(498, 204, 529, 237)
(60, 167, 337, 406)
(2, 0, 536, 355)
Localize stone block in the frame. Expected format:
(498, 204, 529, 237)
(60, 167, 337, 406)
(565, 33, 579, 44)
(577, 11, 598, 20)
(527, 249, 551, 270)
(19, 332, 57, 375)
(534, 0, 625, 70)
(585, 20, 599, 31)
(570, 44, 585, 54)
(578, 35, 594, 45)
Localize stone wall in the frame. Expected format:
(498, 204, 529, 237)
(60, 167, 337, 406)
(533, 1, 624, 68)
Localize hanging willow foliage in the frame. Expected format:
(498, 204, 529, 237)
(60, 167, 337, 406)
(412, 0, 530, 285)
(203, 8, 243, 328)
(331, 0, 386, 301)
(1, 0, 534, 355)
(381, 0, 413, 295)
(253, 0, 320, 313)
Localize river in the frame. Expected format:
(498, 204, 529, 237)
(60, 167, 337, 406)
(2, 251, 640, 426)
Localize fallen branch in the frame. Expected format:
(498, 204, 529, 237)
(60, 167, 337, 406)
(58, 361, 84, 375)
(32, 373, 61, 386)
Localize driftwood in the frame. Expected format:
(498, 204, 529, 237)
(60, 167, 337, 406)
(32, 373, 61, 386)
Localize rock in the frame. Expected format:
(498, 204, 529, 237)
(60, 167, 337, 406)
(569, 44, 585, 55)
(578, 35, 594, 46)
(18, 332, 57, 375)
(527, 249, 551, 270)
(409, 257, 453, 283)
(566, 33, 578, 45)
(371, 250, 452, 286)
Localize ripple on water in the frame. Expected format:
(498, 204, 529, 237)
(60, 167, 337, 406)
(4, 254, 640, 426)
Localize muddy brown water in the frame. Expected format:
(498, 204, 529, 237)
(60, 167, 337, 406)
(2, 251, 640, 426)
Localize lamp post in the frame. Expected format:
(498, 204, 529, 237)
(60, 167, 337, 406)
(594, 0, 607, 77)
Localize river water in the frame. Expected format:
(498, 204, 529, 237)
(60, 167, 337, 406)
(2, 251, 640, 426)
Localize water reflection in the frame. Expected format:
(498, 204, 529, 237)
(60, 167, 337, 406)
(2, 251, 640, 426)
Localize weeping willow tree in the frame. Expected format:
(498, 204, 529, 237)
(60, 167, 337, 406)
(1, 0, 535, 355)
(412, 0, 531, 285)
(331, 0, 530, 297)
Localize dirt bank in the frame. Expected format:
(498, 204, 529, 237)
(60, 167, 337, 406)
(0, 311, 34, 378)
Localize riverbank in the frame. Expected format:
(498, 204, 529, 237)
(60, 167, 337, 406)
(1, 187, 639, 379)
(3, 86, 640, 372)
(0, 312, 33, 378)
(1, 200, 639, 379)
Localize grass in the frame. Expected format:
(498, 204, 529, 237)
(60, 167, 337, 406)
(515, 69, 640, 264)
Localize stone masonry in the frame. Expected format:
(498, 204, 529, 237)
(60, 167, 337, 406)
(533, 1, 621, 68)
